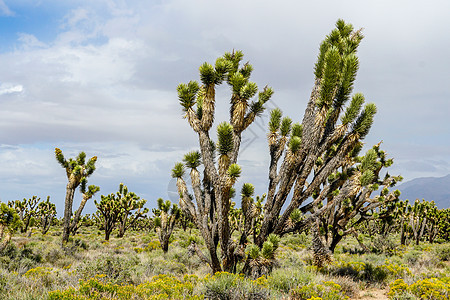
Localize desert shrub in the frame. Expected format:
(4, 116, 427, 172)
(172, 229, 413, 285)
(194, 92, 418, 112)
(202, 272, 270, 300)
(328, 260, 384, 282)
(433, 244, 450, 261)
(76, 254, 139, 284)
(389, 277, 450, 300)
(281, 232, 310, 250)
(370, 234, 399, 255)
(327, 276, 358, 298)
(23, 266, 56, 288)
(143, 251, 188, 276)
(403, 249, 423, 265)
(48, 274, 203, 300)
(267, 267, 312, 293)
(388, 279, 417, 300)
(290, 280, 349, 300)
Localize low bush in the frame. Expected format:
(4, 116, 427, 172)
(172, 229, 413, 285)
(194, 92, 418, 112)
(48, 274, 203, 299)
(202, 272, 270, 300)
(389, 277, 450, 300)
(290, 280, 349, 300)
(76, 254, 139, 284)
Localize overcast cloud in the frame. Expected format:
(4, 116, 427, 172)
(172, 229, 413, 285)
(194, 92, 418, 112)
(0, 0, 449, 215)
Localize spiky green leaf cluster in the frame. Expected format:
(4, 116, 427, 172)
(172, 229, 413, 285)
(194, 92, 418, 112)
(314, 19, 363, 111)
(171, 162, 185, 178)
(269, 108, 282, 133)
(291, 123, 302, 138)
(290, 209, 303, 223)
(246, 244, 260, 259)
(227, 164, 241, 178)
(341, 93, 364, 125)
(217, 122, 234, 156)
(177, 81, 200, 112)
(183, 151, 202, 169)
(352, 103, 377, 139)
(289, 136, 302, 153)
(241, 183, 255, 198)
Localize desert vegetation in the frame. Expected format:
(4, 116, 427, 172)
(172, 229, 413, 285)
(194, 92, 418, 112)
(0, 20, 449, 299)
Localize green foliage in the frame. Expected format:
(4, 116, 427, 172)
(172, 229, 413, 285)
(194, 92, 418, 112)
(269, 108, 282, 133)
(289, 136, 302, 153)
(49, 274, 202, 300)
(352, 103, 377, 139)
(203, 272, 269, 300)
(1, 203, 23, 233)
(290, 280, 349, 300)
(171, 162, 185, 178)
(183, 151, 202, 169)
(227, 164, 241, 178)
(177, 81, 200, 112)
(241, 183, 255, 198)
(217, 122, 234, 156)
(246, 244, 260, 260)
(291, 123, 303, 138)
(280, 117, 292, 137)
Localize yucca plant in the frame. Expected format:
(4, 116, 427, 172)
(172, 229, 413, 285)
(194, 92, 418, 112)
(0, 203, 22, 251)
(153, 198, 181, 252)
(173, 48, 273, 273)
(36, 196, 56, 235)
(55, 148, 98, 244)
(172, 20, 397, 274)
(8, 195, 40, 234)
(311, 143, 402, 253)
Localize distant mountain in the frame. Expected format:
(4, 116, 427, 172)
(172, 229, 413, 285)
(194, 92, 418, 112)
(396, 174, 450, 209)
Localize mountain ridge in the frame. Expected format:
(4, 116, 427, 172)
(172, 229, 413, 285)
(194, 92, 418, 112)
(396, 174, 450, 209)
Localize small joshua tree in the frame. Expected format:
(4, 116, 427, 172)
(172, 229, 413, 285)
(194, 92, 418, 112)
(8, 196, 40, 234)
(36, 196, 57, 235)
(0, 203, 22, 252)
(55, 148, 98, 244)
(95, 183, 148, 240)
(312, 143, 402, 253)
(153, 198, 181, 253)
(95, 194, 121, 241)
(115, 183, 148, 238)
(409, 199, 429, 245)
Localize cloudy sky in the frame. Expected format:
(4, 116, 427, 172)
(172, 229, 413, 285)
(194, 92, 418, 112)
(0, 0, 449, 215)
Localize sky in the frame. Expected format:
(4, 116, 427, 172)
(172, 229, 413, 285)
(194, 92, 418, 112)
(0, 0, 449, 216)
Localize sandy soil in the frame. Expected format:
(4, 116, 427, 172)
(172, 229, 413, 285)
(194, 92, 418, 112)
(356, 287, 388, 299)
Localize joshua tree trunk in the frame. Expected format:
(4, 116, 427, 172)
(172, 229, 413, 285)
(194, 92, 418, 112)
(62, 185, 75, 244)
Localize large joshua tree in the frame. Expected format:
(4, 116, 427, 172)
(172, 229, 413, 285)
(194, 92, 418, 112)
(55, 148, 98, 244)
(173, 20, 392, 273)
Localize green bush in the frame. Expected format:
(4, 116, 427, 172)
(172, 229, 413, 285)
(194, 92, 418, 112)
(76, 254, 139, 284)
(203, 272, 270, 300)
(433, 244, 450, 261)
(290, 280, 349, 300)
(267, 268, 312, 293)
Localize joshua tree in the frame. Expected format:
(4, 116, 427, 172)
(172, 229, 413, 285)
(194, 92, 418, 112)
(95, 194, 121, 241)
(409, 199, 430, 245)
(172, 20, 391, 273)
(94, 183, 148, 240)
(172, 48, 274, 272)
(36, 196, 57, 234)
(314, 144, 402, 253)
(0, 203, 22, 252)
(8, 196, 40, 233)
(55, 148, 97, 244)
(153, 198, 181, 252)
(115, 183, 148, 238)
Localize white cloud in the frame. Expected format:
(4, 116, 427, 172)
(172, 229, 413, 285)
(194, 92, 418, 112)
(0, 83, 23, 95)
(0, 0, 13, 16)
